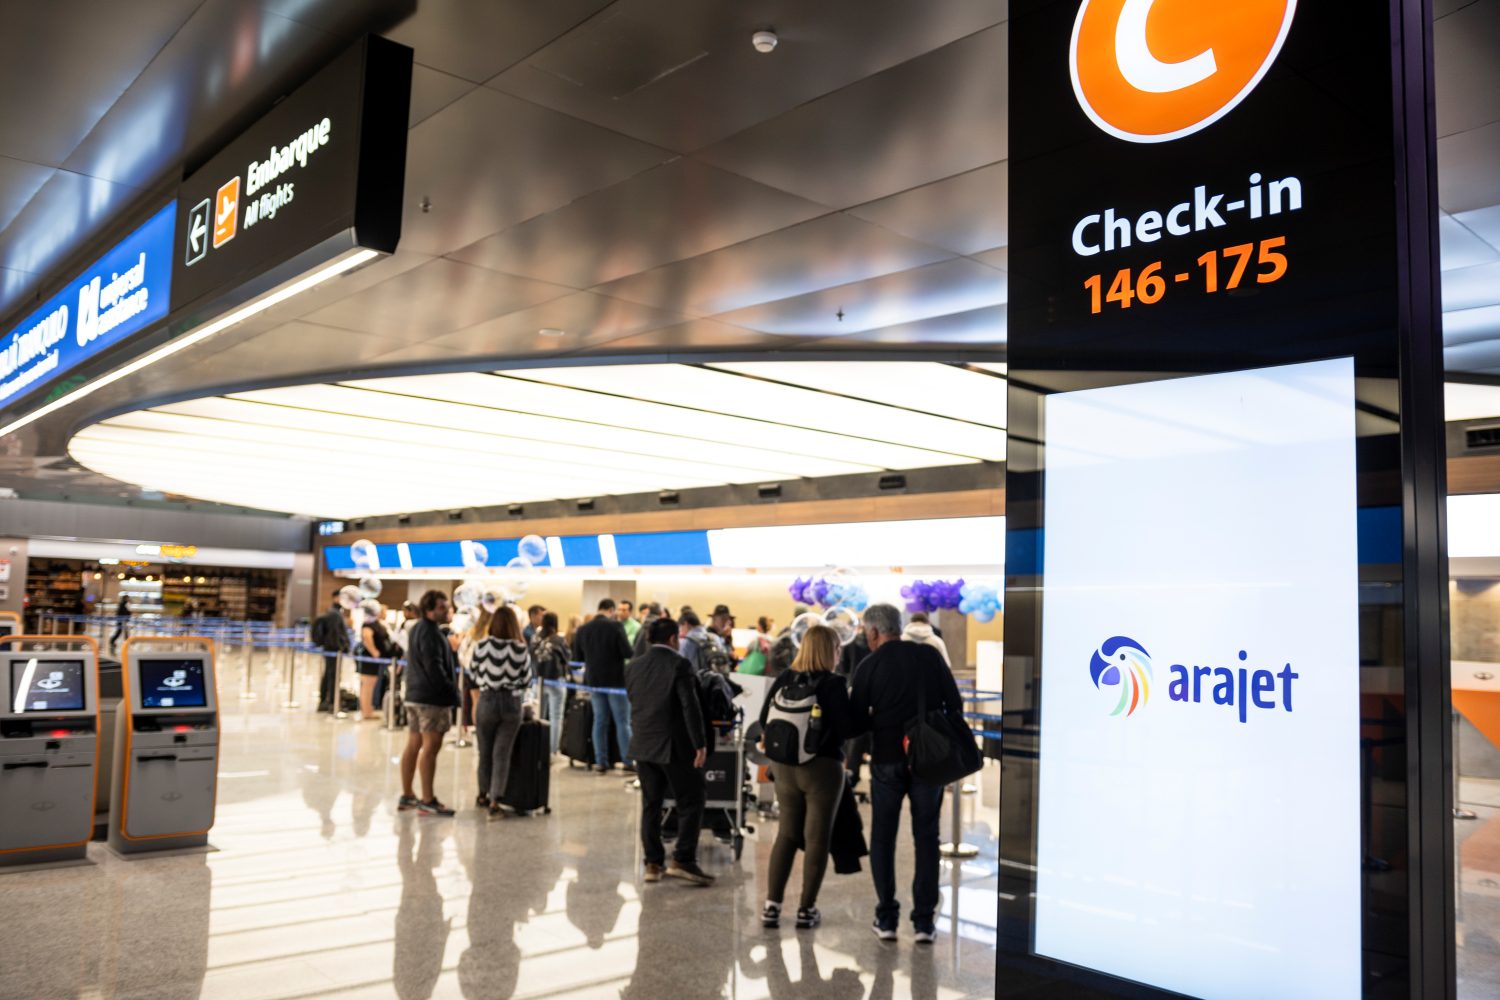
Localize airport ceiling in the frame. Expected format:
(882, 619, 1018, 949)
(4, 0, 1500, 507)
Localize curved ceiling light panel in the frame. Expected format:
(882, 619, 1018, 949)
(69, 362, 1008, 518)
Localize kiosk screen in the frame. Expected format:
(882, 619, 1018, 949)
(0, 621, 15, 637)
(138, 659, 208, 708)
(10, 658, 86, 713)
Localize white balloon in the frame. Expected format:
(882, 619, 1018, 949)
(350, 539, 379, 570)
(823, 606, 861, 646)
(518, 534, 548, 564)
(454, 584, 482, 610)
(789, 611, 824, 649)
(463, 541, 490, 569)
(338, 585, 362, 611)
(357, 576, 382, 599)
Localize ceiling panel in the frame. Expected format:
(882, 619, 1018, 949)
(695, 25, 1007, 210)
(303, 257, 571, 338)
(0, 169, 143, 291)
(427, 291, 690, 356)
(1443, 260, 1500, 312)
(398, 86, 672, 258)
(0, 157, 55, 237)
(1439, 120, 1500, 214)
(712, 258, 1007, 336)
(70, 361, 1006, 516)
(797, 304, 1008, 348)
(1434, 0, 1500, 139)
(848, 163, 1008, 257)
(408, 64, 474, 126)
(487, 0, 1009, 152)
(1441, 213, 1500, 271)
(447, 158, 828, 288)
(594, 213, 952, 317)
(586, 318, 799, 354)
(0, 0, 201, 167)
(385, 0, 614, 83)
(188, 320, 409, 375)
(710, 361, 1006, 428)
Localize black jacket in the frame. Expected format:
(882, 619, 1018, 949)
(573, 614, 633, 690)
(758, 669, 855, 761)
(849, 639, 963, 765)
(830, 773, 870, 874)
(311, 606, 346, 653)
(624, 645, 706, 765)
(405, 617, 460, 707)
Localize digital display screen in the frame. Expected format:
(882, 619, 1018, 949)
(0, 620, 15, 637)
(10, 658, 86, 713)
(1033, 358, 1361, 999)
(138, 658, 208, 709)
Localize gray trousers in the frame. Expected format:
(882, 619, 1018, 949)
(767, 757, 846, 909)
(475, 689, 524, 801)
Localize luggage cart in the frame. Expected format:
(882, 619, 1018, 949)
(665, 714, 755, 860)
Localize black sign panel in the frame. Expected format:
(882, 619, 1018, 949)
(1008, 2, 1398, 374)
(1002, 2, 1446, 997)
(171, 35, 411, 312)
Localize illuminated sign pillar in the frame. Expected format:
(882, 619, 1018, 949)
(1000, 2, 1452, 998)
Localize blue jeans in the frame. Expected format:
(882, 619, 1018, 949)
(592, 691, 632, 768)
(543, 683, 566, 755)
(869, 762, 945, 930)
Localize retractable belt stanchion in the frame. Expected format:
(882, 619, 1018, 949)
(109, 636, 219, 856)
(282, 641, 301, 710)
(239, 623, 256, 702)
(0, 634, 102, 869)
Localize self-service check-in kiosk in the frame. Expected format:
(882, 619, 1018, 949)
(0, 635, 100, 868)
(0, 612, 20, 639)
(109, 638, 219, 855)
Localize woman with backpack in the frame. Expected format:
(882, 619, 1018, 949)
(531, 611, 571, 755)
(757, 623, 854, 930)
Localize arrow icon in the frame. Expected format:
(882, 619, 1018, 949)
(184, 198, 210, 266)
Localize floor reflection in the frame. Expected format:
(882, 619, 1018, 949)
(0, 656, 999, 999)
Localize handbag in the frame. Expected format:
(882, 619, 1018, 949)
(904, 664, 981, 786)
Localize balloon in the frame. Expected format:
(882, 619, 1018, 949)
(481, 592, 500, 613)
(350, 539, 379, 570)
(338, 585, 362, 610)
(357, 576, 382, 599)
(518, 534, 548, 565)
(789, 611, 824, 648)
(958, 581, 1001, 622)
(454, 583, 482, 610)
(503, 555, 533, 601)
(901, 578, 966, 614)
(359, 598, 381, 620)
(462, 541, 489, 570)
(823, 606, 861, 646)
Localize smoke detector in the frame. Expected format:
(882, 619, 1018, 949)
(752, 30, 778, 54)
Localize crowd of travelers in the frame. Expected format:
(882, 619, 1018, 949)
(309, 583, 970, 943)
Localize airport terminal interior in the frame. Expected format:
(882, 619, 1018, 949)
(3, 2, 1500, 998)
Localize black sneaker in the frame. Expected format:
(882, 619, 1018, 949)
(796, 907, 821, 929)
(665, 860, 715, 886)
(398, 795, 419, 811)
(914, 925, 937, 944)
(417, 798, 454, 817)
(872, 921, 898, 942)
(762, 901, 782, 928)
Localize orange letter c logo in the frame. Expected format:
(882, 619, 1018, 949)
(1071, 0, 1297, 143)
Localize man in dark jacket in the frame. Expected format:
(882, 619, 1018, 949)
(310, 592, 347, 713)
(838, 630, 873, 786)
(399, 590, 461, 816)
(849, 603, 964, 944)
(573, 598, 635, 772)
(624, 617, 713, 886)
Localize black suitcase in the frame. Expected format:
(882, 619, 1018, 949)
(561, 697, 594, 767)
(561, 695, 621, 768)
(500, 720, 551, 814)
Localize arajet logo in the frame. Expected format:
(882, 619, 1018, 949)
(1089, 635, 1152, 716)
(1070, 0, 1297, 143)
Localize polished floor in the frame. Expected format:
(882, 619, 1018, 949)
(1458, 776, 1500, 1000)
(0, 652, 1000, 1000)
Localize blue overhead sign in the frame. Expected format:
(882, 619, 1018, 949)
(0, 201, 175, 408)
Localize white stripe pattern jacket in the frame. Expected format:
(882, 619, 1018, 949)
(471, 638, 532, 692)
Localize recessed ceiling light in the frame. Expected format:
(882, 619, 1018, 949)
(538, 328, 566, 338)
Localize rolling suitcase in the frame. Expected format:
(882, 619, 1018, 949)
(500, 720, 551, 815)
(561, 697, 594, 767)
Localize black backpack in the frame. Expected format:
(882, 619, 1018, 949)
(696, 666, 740, 735)
(532, 636, 566, 681)
(694, 633, 732, 675)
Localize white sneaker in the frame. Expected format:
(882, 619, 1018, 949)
(872, 921, 898, 941)
(914, 927, 937, 944)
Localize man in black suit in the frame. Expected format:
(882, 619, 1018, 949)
(573, 598, 635, 772)
(624, 616, 713, 886)
(310, 592, 347, 713)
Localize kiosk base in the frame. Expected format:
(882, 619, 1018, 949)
(106, 830, 211, 856)
(0, 843, 93, 870)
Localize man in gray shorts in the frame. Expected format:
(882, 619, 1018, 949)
(399, 590, 461, 816)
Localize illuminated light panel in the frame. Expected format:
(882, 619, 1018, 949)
(70, 361, 1008, 517)
(1445, 381, 1500, 422)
